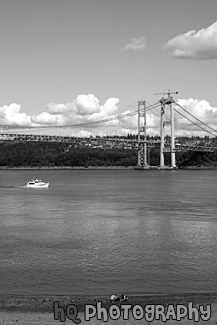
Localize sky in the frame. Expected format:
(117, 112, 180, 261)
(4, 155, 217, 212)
(0, 0, 217, 137)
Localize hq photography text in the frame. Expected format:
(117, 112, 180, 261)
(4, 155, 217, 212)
(53, 301, 211, 323)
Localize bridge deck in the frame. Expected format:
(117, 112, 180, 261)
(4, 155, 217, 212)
(0, 133, 216, 152)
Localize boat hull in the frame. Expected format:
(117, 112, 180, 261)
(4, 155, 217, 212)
(26, 183, 49, 188)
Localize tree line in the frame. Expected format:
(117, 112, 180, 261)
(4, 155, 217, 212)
(0, 142, 216, 168)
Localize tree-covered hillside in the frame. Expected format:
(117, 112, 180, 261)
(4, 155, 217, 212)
(0, 142, 216, 168)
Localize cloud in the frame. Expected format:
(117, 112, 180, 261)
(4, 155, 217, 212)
(164, 21, 217, 60)
(122, 36, 146, 52)
(0, 103, 32, 127)
(75, 94, 101, 116)
(31, 112, 70, 126)
(1, 95, 217, 137)
(101, 98, 119, 113)
(0, 94, 122, 135)
(47, 102, 77, 115)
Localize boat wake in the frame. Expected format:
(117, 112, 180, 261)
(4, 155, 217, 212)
(0, 185, 18, 188)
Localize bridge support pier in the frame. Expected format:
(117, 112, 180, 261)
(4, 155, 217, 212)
(159, 94, 177, 169)
(170, 102, 176, 168)
(160, 101, 165, 168)
(137, 100, 149, 169)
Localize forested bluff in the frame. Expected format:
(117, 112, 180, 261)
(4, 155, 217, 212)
(0, 140, 217, 168)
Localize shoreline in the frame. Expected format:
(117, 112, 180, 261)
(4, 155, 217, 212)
(0, 166, 135, 170)
(0, 166, 217, 170)
(1, 293, 217, 324)
(1, 293, 217, 313)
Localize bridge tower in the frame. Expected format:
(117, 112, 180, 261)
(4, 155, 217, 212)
(159, 91, 177, 169)
(137, 100, 148, 168)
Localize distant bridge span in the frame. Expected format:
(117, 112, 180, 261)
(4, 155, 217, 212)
(0, 133, 216, 153)
(0, 132, 159, 147)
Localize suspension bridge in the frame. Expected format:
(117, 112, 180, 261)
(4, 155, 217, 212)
(0, 91, 217, 169)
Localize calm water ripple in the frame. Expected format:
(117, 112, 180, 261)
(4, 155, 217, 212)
(0, 169, 216, 295)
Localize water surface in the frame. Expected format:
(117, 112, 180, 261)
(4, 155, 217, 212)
(0, 169, 216, 296)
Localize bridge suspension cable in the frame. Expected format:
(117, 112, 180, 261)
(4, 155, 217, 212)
(174, 101, 217, 135)
(0, 102, 137, 130)
(1, 101, 160, 132)
(43, 101, 160, 128)
(174, 107, 217, 138)
(146, 101, 161, 118)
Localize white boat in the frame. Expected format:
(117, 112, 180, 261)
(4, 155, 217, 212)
(26, 179, 49, 188)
